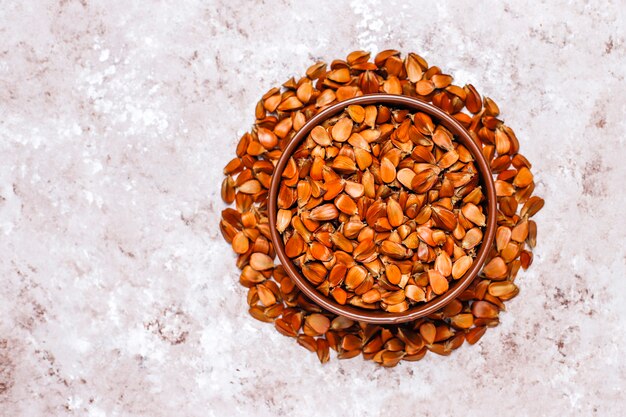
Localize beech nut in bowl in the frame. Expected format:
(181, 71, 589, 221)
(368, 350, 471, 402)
(268, 94, 497, 324)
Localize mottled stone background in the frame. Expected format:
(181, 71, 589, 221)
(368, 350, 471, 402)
(0, 0, 625, 416)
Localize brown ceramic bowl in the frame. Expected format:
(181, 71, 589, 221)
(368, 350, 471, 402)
(268, 94, 497, 324)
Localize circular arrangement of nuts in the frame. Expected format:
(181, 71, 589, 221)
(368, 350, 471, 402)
(276, 105, 489, 313)
(220, 50, 544, 366)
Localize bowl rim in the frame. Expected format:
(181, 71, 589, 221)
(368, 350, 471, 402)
(268, 93, 497, 324)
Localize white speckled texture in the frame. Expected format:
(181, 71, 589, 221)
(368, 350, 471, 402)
(1, 1, 625, 416)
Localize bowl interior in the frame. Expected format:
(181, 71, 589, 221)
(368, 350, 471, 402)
(268, 94, 497, 324)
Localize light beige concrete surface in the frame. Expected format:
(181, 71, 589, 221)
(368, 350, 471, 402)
(0, 1, 625, 416)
